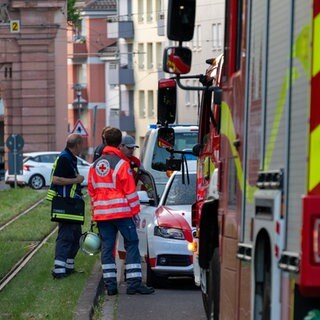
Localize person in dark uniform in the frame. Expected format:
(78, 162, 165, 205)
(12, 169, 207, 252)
(47, 133, 85, 279)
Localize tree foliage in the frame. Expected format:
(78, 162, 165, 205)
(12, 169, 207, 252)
(67, 0, 80, 26)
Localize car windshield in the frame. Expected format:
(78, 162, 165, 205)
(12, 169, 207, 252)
(164, 173, 196, 205)
(151, 131, 198, 171)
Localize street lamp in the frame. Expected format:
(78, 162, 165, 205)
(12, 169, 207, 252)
(73, 83, 83, 119)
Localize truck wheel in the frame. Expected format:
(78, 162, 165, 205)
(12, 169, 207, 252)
(202, 247, 220, 320)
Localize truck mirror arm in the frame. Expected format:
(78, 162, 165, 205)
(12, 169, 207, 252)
(172, 74, 221, 93)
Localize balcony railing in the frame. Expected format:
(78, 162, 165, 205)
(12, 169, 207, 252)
(109, 109, 135, 131)
(109, 65, 134, 85)
(108, 19, 134, 39)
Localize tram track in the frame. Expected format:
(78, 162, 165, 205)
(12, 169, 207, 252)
(0, 197, 45, 232)
(0, 226, 57, 292)
(0, 196, 57, 292)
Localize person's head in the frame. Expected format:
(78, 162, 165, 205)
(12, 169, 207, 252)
(101, 126, 110, 144)
(66, 133, 84, 156)
(119, 135, 139, 157)
(104, 127, 122, 147)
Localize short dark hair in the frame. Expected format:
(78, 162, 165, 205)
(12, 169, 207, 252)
(66, 133, 83, 149)
(101, 126, 111, 143)
(104, 127, 122, 147)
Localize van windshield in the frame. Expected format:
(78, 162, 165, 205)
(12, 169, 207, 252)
(151, 131, 198, 171)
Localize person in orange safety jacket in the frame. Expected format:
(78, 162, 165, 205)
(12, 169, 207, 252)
(88, 127, 154, 296)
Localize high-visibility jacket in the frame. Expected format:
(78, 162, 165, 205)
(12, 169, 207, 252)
(88, 146, 140, 221)
(46, 148, 82, 201)
(128, 155, 143, 180)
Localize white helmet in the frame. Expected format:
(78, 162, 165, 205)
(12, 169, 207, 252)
(79, 232, 101, 256)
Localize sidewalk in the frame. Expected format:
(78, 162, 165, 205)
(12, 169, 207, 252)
(75, 257, 139, 320)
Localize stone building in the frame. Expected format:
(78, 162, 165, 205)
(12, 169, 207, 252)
(0, 0, 69, 164)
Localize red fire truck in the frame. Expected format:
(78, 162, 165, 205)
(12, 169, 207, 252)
(157, 0, 320, 319)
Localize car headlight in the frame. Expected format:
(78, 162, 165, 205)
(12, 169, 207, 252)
(154, 226, 185, 240)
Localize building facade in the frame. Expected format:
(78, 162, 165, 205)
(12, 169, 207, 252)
(0, 0, 68, 166)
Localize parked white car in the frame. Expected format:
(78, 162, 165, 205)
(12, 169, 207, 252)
(5, 151, 90, 190)
(118, 169, 196, 287)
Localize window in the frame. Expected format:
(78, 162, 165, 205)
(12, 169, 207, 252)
(139, 90, 146, 117)
(151, 131, 198, 171)
(138, 43, 144, 69)
(156, 42, 162, 70)
(146, 0, 153, 22)
(138, 0, 144, 23)
(147, 90, 154, 117)
(164, 173, 197, 205)
(147, 42, 153, 69)
(192, 25, 201, 50)
(212, 23, 223, 50)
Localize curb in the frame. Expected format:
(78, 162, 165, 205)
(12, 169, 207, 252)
(74, 261, 104, 320)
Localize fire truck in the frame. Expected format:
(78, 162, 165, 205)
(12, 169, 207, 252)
(157, 0, 320, 319)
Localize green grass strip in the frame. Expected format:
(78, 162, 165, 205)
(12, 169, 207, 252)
(0, 188, 45, 225)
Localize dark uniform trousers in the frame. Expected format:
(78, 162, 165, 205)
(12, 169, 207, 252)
(98, 218, 142, 291)
(53, 222, 82, 276)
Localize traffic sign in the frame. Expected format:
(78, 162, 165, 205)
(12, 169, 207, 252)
(8, 151, 23, 175)
(71, 119, 88, 136)
(6, 134, 24, 151)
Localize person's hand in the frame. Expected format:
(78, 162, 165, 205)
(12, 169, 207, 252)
(133, 215, 141, 228)
(76, 174, 85, 184)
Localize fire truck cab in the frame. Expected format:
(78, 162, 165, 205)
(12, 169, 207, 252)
(158, 0, 320, 319)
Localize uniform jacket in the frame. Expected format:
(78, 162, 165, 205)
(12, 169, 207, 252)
(88, 146, 140, 221)
(47, 148, 82, 200)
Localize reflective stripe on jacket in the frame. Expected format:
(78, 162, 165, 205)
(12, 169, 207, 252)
(88, 146, 140, 221)
(46, 149, 80, 201)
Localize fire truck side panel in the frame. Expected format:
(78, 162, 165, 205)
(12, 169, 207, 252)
(242, 0, 267, 244)
(239, 263, 252, 320)
(286, 0, 311, 253)
(263, 0, 293, 169)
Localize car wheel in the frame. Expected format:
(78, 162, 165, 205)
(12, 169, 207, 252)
(146, 256, 167, 288)
(29, 174, 45, 190)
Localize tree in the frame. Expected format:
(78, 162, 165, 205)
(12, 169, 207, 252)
(67, 0, 80, 26)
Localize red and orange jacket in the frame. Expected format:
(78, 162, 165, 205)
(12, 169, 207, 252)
(88, 146, 140, 221)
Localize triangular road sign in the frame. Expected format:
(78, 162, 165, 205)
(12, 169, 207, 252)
(71, 119, 88, 136)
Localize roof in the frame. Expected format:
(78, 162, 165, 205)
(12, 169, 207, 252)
(84, 0, 116, 11)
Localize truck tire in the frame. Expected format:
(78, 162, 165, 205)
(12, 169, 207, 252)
(202, 247, 220, 320)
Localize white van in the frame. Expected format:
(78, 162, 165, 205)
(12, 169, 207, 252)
(140, 124, 198, 196)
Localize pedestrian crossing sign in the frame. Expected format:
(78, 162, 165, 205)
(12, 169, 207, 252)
(71, 119, 88, 136)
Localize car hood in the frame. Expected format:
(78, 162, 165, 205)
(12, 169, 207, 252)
(155, 205, 193, 242)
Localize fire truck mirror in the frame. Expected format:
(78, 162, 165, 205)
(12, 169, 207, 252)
(158, 79, 177, 125)
(157, 127, 175, 149)
(167, 0, 196, 41)
(163, 47, 192, 74)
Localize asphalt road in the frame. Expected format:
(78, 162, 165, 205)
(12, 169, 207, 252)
(101, 261, 207, 320)
(0, 180, 9, 190)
